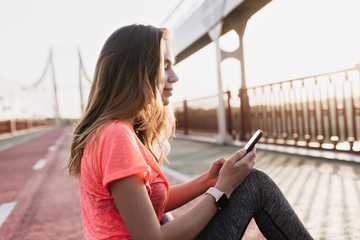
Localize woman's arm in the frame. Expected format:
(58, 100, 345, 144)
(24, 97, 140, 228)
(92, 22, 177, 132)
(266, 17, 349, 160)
(109, 149, 256, 240)
(165, 158, 225, 212)
(110, 173, 219, 240)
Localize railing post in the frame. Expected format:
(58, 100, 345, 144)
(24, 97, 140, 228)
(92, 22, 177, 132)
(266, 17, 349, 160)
(10, 119, 16, 134)
(27, 119, 32, 129)
(183, 100, 189, 135)
(239, 88, 251, 140)
(225, 91, 234, 138)
(353, 63, 360, 143)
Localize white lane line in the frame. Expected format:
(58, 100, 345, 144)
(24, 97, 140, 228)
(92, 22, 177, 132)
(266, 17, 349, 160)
(32, 159, 47, 170)
(0, 201, 17, 228)
(55, 136, 65, 145)
(48, 145, 57, 151)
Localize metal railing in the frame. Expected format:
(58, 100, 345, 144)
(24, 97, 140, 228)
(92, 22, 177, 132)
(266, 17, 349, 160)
(174, 65, 360, 153)
(0, 119, 55, 135)
(173, 95, 219, 136)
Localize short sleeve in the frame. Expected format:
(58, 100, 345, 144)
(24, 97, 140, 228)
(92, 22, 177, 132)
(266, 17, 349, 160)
(98, 122, 151, 193)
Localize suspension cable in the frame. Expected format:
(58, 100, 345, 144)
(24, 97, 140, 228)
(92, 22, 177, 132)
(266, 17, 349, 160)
(78, 49, 92, 83)
(27, 52, 52, 89)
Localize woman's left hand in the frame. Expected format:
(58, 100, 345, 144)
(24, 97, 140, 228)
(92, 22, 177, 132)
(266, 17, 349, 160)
(206, 158, 226, 187)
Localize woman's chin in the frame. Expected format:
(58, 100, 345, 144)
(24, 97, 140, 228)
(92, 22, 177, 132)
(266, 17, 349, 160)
(162, 96, 170, 106)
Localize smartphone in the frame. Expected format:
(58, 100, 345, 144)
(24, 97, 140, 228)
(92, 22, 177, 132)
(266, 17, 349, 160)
(244, 129, 263, 154)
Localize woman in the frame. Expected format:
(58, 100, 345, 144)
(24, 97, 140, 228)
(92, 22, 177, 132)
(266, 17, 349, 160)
(68, 24, 313, 240)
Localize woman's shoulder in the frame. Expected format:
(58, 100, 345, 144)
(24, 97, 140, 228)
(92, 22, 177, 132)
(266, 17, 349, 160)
(95, 120, 138, 145)
(100, 120, 134, 137)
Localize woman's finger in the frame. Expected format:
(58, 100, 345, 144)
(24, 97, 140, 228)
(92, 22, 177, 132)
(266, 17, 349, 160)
(227, 148, 246, 164)
(214, 158, 226, 166)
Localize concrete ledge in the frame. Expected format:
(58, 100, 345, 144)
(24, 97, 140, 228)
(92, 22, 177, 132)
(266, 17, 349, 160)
(0, 127, 54, 152)
(173, 133, 220, 144)
(175, 134, 360, 165)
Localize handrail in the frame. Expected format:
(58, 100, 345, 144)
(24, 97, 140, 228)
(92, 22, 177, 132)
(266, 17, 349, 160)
(173, 64, 360, 153)
(0, 119, 55, 135)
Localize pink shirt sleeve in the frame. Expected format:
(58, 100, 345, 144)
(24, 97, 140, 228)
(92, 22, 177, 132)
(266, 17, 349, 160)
(97, 122, 151, 193)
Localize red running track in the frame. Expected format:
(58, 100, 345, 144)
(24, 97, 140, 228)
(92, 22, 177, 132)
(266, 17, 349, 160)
(0, 127, 83, 240)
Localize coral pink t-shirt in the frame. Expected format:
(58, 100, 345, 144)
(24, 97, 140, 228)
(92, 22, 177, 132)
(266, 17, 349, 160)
(79, 121, 169, 240)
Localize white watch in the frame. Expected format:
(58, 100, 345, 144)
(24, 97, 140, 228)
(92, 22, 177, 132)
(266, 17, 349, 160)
(206, 187, 224, 201)
(205, 187, 229, 210)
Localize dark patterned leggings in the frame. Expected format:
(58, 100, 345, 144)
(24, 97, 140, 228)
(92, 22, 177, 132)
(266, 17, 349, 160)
(195, 169, 313, 240)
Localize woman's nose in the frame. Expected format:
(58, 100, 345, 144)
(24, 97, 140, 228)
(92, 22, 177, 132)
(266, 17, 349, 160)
(168, 70, 179, 83)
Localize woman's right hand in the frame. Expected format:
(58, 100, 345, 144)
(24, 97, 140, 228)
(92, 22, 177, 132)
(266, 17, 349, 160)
(214, 148, 256, 197)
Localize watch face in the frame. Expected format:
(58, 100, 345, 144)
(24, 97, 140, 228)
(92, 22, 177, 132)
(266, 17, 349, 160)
(218, 194, 229, 209)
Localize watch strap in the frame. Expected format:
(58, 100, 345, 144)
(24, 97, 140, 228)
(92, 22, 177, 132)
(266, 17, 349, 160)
(206, 187, 224, 201)
(206, 187, 229, 210)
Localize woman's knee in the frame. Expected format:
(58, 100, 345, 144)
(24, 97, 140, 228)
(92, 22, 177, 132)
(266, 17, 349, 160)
(230, 168, 275, 200)
(229, 169, 264, 198)
(242, 168, 277, 195)
(247, 168, 271, 183)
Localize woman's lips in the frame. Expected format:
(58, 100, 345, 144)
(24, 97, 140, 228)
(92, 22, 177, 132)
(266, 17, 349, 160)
(163, 88, 173, 96)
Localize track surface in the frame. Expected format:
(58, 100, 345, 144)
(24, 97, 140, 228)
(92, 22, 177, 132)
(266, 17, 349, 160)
(0, 127, 83, 240)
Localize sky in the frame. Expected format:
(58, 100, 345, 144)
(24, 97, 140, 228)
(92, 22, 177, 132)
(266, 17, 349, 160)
(0, 0, 360, 119)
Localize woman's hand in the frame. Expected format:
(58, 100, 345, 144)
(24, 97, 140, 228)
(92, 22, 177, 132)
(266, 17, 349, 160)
(205, 158, 226, 187)
(214, 148, 256, 197)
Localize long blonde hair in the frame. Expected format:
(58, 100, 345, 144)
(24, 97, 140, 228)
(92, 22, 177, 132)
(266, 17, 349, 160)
(67, 24, 175, 177)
